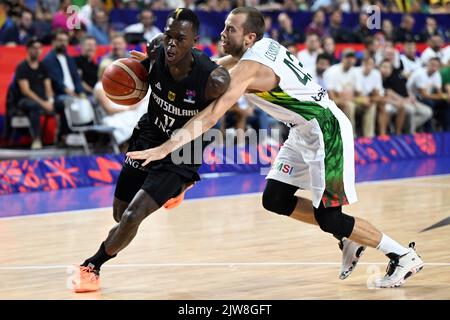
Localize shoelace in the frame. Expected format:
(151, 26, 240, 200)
(385, 255, 400, 276)
(385, 242, 417, 277)
(79, 266, 99, 281)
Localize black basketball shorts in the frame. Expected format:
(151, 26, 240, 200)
(114, 123, 200, 206)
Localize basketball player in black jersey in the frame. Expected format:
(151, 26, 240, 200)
(72, 9, 230, 292)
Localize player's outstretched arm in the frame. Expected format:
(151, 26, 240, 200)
(127, 60, 259, 166)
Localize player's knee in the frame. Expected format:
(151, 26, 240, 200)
(121, 209, 142, 228)
(113, 198, 128, 223)
(262, 181, 297, 216)
(313, 205, 355, 238)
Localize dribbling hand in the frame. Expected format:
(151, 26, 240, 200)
(130, 50, 147, 61)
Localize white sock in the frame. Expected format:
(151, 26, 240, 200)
(376, 234, 409, 256)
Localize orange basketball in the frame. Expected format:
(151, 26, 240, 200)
(102, 58, 149, 105)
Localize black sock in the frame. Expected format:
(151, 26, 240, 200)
(81, 242, 116, 272)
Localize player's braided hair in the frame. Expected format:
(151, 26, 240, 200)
(168, 8, 200, 35)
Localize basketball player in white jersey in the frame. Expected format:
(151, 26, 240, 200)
(128, 7, 424, 288)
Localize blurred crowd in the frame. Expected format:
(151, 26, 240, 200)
(1, 0, 449, 150)
(218, 31, 450, 142)
(1, 0, 449, 46)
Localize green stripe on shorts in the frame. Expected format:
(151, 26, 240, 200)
(255, 89, 348, 207)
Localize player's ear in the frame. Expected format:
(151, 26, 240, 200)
(193, 35, 200, 45)
(248, 32, 257, 45)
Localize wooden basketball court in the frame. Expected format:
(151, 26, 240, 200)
(0, 175, 449, 299)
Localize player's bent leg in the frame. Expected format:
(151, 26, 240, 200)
(262, 179, 298, 216)
(345, 214, 424, 286)
(347, 217, 382, 248)
(113, 164, 147, 222)
(314, 204, 366, 279)
(105, 190, 160, 255)
(113, 197, 129, 222)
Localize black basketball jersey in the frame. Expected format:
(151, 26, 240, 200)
(138, 46, 218, 148)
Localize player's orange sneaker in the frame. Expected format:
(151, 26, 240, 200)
(72, 265, 100, 293)
(163, 183, 194, 209)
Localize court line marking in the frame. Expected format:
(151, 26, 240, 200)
(0, 262, 449, 270)
(1, 173, 449, 221)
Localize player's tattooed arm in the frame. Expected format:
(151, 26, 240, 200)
(205, 66, 231, 101)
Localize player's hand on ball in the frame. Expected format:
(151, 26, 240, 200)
(127, 145, 169, 167)
(130, 50, 147, 61)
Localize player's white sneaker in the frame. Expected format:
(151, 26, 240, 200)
(376, 242, 424, 288)
(339, 238, 366, 280)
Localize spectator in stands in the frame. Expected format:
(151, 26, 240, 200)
(149, 0, 167, 10)
(78, 0, 103, 28)
(124, 9, 161, 43)
(263, 14, 277, 40)
(361, 36, 379, 63)
(277, 12, 303, 45)
(419, 17, 445, 42)
(165, 0, 186, 9)
(394, 14, 420, 43)
(87, 8, 110, 45)
(1, 8, 35, 45)
(428, 0, 450, 14)
(400, 41, 421, 79)
(381, 19, 395, 41)
(51, 0, 72, 32)
(0, 0, 15, 43)
(307, 53, 331, 89)
(283, 0, 300, 11)
(324, 49, 362, 135)
(305, 9, 326, 38)
(297, 0, 310, 11)
(354, 56, 382, 137)
(102, 34, 129, 62)
(198, 0, 231, 11)
(380, 59, 432, 134)
(376, 40, 401, 71)
(75, 36, 98, 97)
(285, 41, 299, 56)
(407, 57, 449, 131)
(443, 45, 450, 66)
(33, 1, 54, 45)
(94, 60, 148, 146)
(298, 32, 320, 65)
(311, 0, 333, 11)
(321, 36, 339, 65)
(70, 22, 88, 45)
(39, 0, 64, 16)
(42, 29, 85, 142)
(15, 37, 55, 149)
(326, 10, 353, 43)
(352, 12, 372, 44)
(182, 0, 197, 10)
(420, 34, 444, 66)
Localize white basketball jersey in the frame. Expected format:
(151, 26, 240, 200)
(241, 38, 332, 126)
